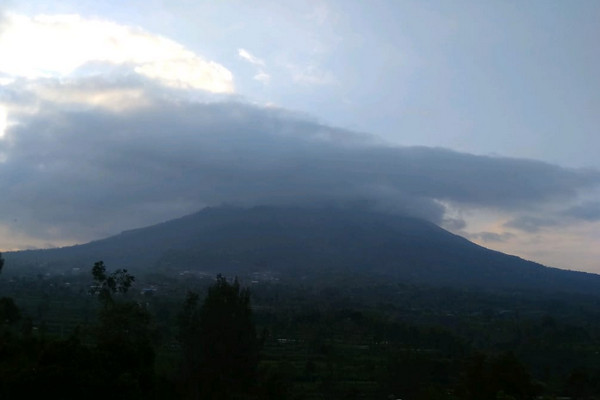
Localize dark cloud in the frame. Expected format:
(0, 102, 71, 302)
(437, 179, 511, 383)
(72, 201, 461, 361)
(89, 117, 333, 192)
(563, 201, 600, 222)
(1, 95, 599, 244)
(504, 216, 560, 233)
(441, 218, 467, 231)
(468, 232, 515, 243)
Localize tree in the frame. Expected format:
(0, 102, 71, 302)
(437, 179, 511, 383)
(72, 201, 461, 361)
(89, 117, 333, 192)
(90, 261, 155, 398)
(178, 292, 203, 399)
(178, 274, 260, 400)
(0, 297, 20, 324)
(90, 261, 135, 305)
(0, 254, 21, 327)
(456, 352, 537, 400)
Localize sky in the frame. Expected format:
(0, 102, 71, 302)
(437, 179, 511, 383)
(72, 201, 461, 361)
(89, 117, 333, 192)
(0, 1, 599, 273)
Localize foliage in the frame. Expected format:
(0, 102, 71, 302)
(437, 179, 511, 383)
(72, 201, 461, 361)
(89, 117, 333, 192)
(0, 297, 20, 324)
(456, 352, 538, 400)
(95, 301, 156, 398)
(179, 274, 260, 399)
(90, 261, 156, 399)
(3, 265, 600, 398)
(90, 260, 135, 305)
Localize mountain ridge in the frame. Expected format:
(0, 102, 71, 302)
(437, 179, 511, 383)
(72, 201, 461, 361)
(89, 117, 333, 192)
(5, 205, 600, 295)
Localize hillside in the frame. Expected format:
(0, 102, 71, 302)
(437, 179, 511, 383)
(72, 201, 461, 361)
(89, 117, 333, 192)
(6, 206, 600, 294)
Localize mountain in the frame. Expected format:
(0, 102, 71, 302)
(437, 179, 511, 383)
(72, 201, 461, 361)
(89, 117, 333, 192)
(5, 206, 600, 294)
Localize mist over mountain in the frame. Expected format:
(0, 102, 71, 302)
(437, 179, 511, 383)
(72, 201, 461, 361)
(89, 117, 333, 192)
(6, 205, 600, 295)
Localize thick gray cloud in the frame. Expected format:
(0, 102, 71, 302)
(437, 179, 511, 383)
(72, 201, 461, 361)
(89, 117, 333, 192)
(504, 216, 561, 233)
(1, 95, 599, 244)
(468, 232, 515, 243)
(441, 218, 467, 231)
(564, 202, 600, 222)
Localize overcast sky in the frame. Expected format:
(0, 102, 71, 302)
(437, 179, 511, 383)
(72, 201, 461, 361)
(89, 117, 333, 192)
(1, 1, 599, 273)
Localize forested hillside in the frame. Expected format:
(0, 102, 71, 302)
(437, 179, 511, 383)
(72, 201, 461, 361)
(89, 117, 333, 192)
(6, 206, 600, 295)
(2, 252, 600, 399)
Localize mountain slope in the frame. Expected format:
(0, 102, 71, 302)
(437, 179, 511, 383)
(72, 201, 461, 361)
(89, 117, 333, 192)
(6, 206, 600, 294)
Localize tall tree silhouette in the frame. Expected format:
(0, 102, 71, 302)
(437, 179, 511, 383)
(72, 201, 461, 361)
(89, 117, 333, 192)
(90, 261, 155, 398)
(179, 274, 259, 400)
(90, 261, 135, 305)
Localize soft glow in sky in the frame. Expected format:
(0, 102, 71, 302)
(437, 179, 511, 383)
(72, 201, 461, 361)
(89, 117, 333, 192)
(0, 0, 599, 273)
(0, 13, 234, 92)
(0, 106, 7, 138)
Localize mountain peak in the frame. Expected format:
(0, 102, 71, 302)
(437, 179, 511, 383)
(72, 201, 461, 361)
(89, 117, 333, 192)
(6, 205, 600, 295)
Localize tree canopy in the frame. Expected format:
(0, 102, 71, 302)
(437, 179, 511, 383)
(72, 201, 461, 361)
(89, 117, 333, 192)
(179, 274, 260, 399)
(90, 261, 135, 305)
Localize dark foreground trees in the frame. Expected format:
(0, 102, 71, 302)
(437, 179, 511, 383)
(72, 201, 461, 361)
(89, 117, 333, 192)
(1, 260, 259, 399)
(0, 253, 19, 325)
(91, 261, 156, 398)
(179, 274, 260, 400)
(455, 352, 538, 400)
(3, 257, 599, 399)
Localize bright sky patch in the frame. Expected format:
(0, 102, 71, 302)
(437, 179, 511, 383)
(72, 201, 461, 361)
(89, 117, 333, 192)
(0, 13, 234, 93)
(0, 106, 7, 138)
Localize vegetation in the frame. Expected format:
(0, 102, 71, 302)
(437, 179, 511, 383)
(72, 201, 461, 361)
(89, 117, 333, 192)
(8, 206, 600, 297)
(179, 275, 260, 399)
(1, 255, 600, 398)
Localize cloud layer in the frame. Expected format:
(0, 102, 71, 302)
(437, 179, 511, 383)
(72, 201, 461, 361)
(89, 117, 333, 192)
(0, 10, 599, 268)
(1, 81, 598, 246)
